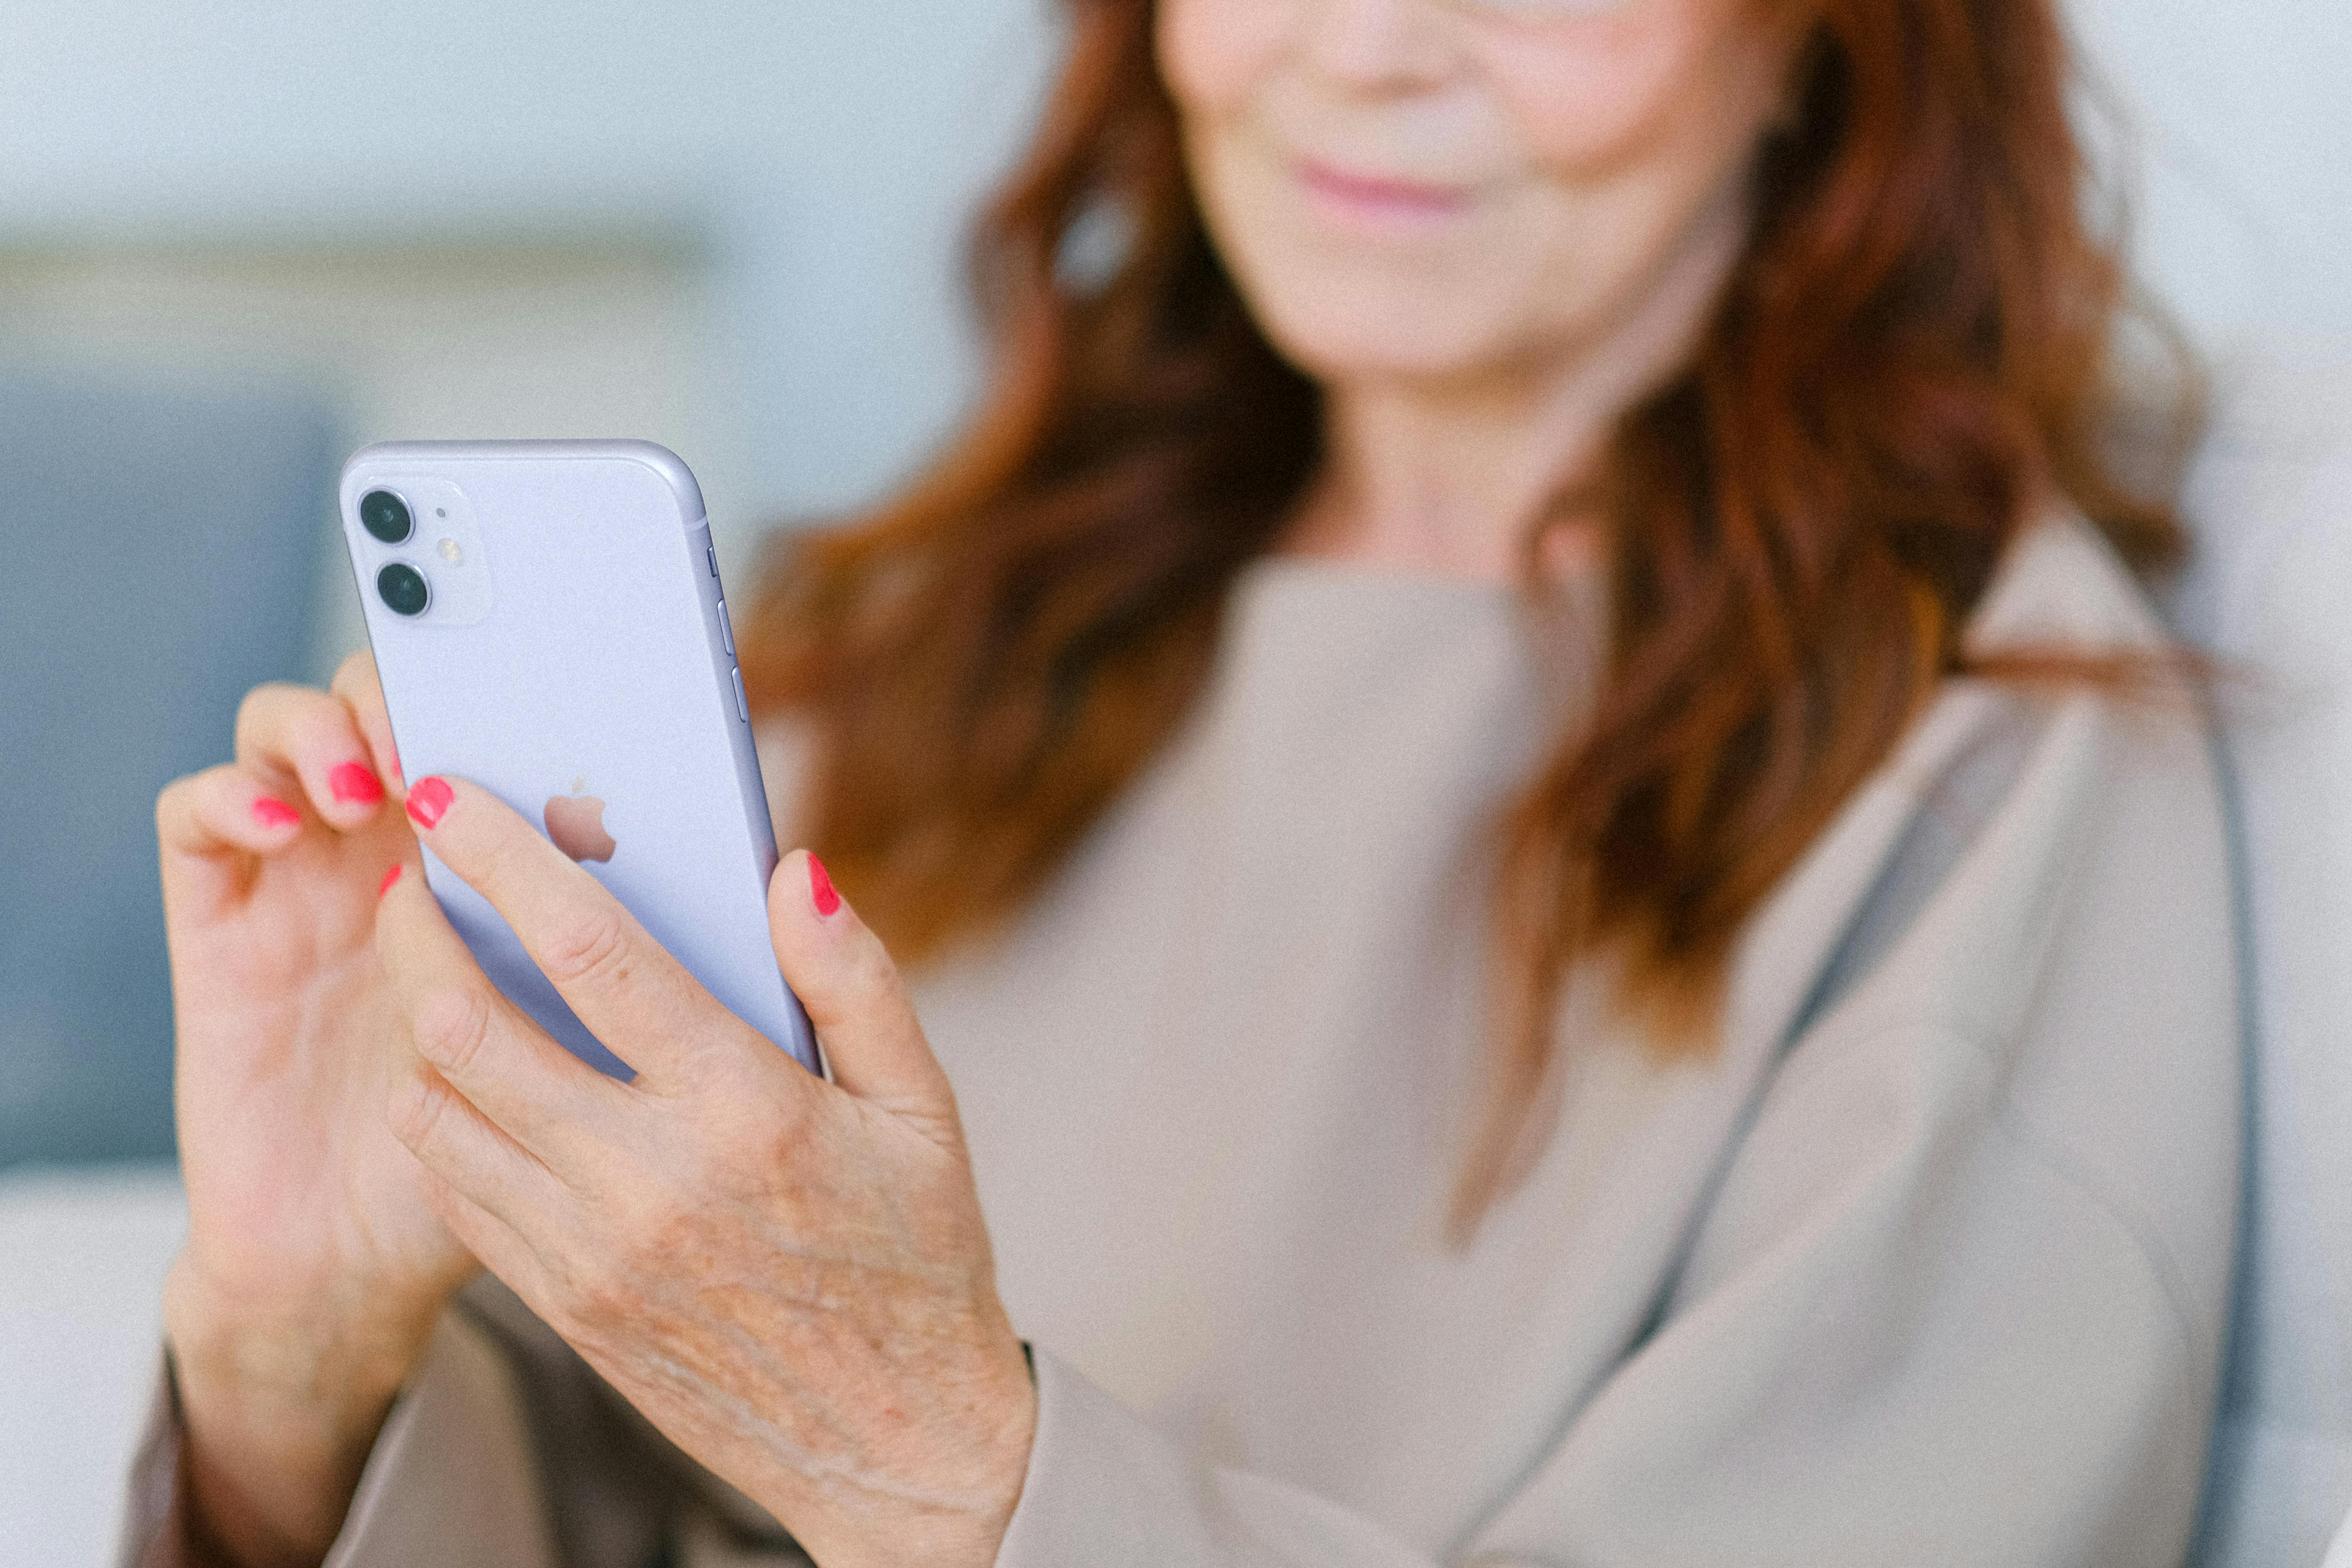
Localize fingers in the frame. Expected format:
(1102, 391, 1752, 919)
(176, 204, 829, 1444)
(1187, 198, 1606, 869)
(387, 1057, 572, 1313)
(156, 762, 320, 920)
(328, 652, 404, 793)
(769, 851, 958, 1140)
(375, 853, 630, 1180)
(407, 1162, 550, 1310)
(158, 763, 309, 860)
(385, 1050, 560, 1232)
(401, 775, 764, 1096)
(234, 682, 392, 833)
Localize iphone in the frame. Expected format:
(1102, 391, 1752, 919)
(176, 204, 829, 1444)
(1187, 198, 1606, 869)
(339, 440, 820, 1078)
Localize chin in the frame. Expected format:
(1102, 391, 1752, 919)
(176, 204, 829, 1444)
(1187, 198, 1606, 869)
(1248, 281, 1514, 386)
(1214, 211, 1541, 385)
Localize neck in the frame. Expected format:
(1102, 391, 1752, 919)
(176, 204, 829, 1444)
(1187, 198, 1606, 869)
(1284, 187, 1748, 584)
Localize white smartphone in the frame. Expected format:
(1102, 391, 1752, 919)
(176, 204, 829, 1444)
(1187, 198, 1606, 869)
(338, 440, 820, 1079)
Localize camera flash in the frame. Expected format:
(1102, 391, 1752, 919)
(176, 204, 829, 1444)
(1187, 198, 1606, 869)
(438, 538, 463, 564)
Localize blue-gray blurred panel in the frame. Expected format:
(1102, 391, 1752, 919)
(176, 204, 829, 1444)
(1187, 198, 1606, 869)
(0, 368, 339, 1166)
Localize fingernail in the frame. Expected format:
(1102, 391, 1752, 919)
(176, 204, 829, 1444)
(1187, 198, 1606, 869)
(406, 777, 454, 830)
(330, 761, 385, 806)
(379, 864, 404, 899)
(252, 797, 300, 831)
(808, 852, 842, 918)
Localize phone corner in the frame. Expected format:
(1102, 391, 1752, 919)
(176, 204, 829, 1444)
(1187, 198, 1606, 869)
(337, 443, 396, 504)
(609, 441, 708, 529)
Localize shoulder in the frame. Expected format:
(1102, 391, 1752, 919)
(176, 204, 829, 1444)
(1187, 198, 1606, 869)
(1758, 511, 2219, 1035)
(1868, 508, 2222, 989)
(1740, 509, 2241, 1347)
(1821, 506, 2230, 1051)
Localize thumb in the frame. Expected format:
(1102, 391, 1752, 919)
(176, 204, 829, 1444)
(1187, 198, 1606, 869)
(768, 850, 960, 1142)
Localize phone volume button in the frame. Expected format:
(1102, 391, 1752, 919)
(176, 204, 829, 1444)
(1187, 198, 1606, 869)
(731, 666, 749, 722)
(717, 599, 736, 656)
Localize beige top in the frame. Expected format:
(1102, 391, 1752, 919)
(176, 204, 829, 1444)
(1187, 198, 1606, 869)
(122, 515, 2242, 1568)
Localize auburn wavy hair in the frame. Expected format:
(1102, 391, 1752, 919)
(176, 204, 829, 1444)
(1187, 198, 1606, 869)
(740, 0, 2190, 1225)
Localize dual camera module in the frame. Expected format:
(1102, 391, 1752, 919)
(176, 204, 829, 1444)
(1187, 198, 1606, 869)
(361, 490, 431, 617)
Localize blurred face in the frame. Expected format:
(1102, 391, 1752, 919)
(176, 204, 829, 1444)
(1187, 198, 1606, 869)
(1158, 0, 1802, 387)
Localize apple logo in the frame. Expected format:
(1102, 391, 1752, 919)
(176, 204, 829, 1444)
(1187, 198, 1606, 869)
(545, 785, 617, 864)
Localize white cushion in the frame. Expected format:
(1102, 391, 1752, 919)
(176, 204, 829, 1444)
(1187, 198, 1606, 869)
(0, 1164, 186, 1568)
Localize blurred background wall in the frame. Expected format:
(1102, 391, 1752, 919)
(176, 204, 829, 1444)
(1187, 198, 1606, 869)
(0, 0, 2341, 1161)
(0, 0, 2345, 1164)
(0, 0, 1057, 1167)
(0, 0, 1060, 651)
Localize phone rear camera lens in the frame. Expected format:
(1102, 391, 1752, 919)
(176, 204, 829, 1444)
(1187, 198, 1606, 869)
(378, 562, 431, 617)
(360, 490, 414, 544)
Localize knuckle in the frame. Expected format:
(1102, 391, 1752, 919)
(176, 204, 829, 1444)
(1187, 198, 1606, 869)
(236, 682, 351, 767)
(231, 682, 278, 732)
(329, 650, 378, 699)
(233, 681, 302, 738)
(410, 986, 496, 1078)
(537, 907, 634, 992)
(154, 773, 197, 829)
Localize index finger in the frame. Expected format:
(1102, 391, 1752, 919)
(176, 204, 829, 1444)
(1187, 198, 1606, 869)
(403, 774, 779, 1097)
(375, 858, 630, 1182)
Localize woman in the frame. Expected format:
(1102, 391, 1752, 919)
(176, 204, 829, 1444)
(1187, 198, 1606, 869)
(127, 0, 2237, 1563)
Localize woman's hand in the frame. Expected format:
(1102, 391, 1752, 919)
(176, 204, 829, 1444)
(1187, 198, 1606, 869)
(156, 655, 476, 1568)
(377, 776, 1037, 1568)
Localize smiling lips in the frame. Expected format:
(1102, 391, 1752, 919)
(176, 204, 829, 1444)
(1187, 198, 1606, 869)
(1295, 157, 1472, 228)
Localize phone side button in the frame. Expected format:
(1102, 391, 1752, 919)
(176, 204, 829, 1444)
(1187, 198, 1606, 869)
(717, 599, 736, 657)
(731, 666, 750, 723)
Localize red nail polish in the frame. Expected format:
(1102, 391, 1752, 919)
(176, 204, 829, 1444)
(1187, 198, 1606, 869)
(406, 777, 454, 830)
(379, 864, 404, 899)
(252, 797, 300, 831)
(808, 852, 841, 917)
(330, 761, 385, 806)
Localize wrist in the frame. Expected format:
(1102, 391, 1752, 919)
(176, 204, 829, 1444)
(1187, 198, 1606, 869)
(782, 1325, 1039, 1568)
(163, 1254, 437, 1428)
(163, 1255, 445, 1568)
